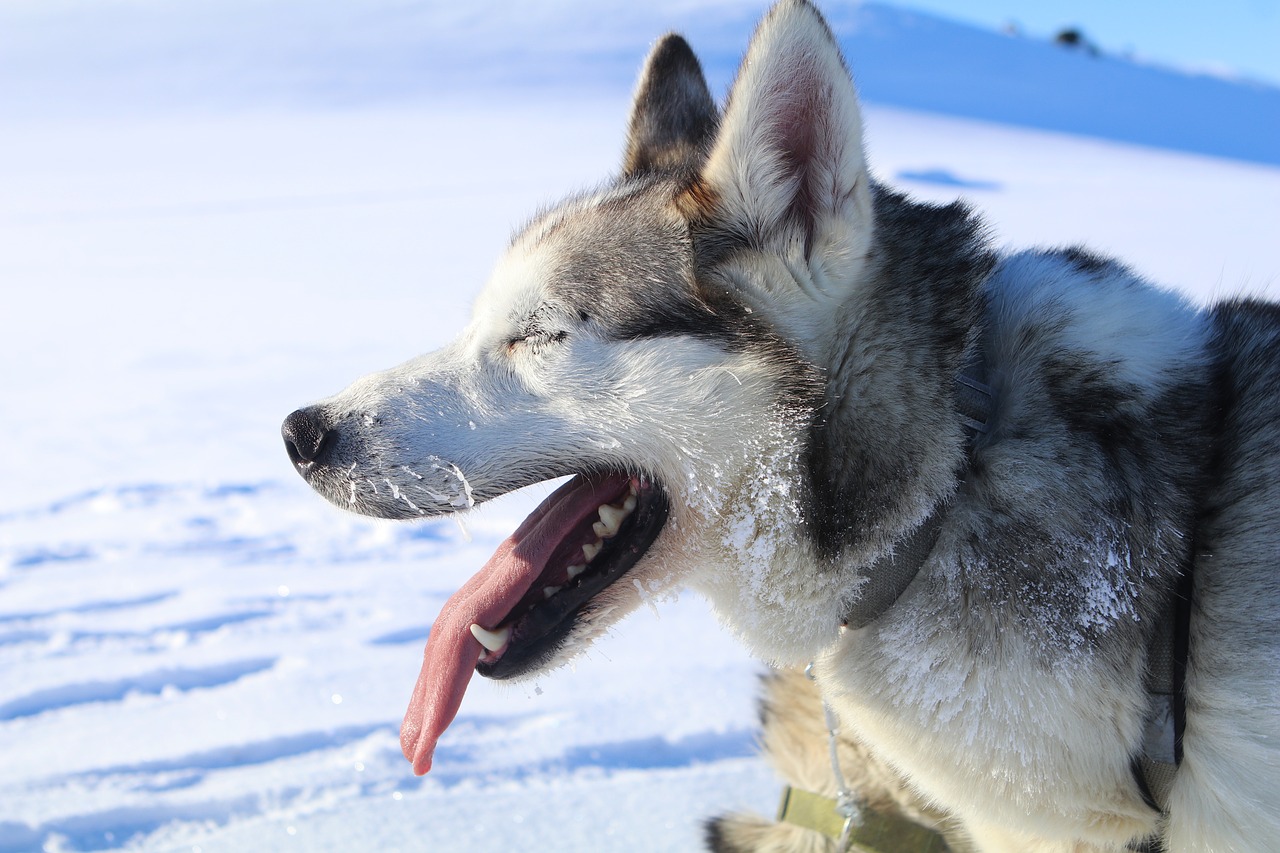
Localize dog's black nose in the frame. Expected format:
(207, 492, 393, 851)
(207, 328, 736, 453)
(282, 407, 332, 467)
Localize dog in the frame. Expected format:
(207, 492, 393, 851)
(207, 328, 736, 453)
(282, 1, 1280, 849)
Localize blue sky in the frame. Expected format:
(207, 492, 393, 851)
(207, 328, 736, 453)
(897, 0, 1280, 85)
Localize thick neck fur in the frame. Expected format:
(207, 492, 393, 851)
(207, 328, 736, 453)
(805, 183, 995, 563)
(686, 183, 995, 664)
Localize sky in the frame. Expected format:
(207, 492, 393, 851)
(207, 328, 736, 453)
(901, 0, 1280, 85)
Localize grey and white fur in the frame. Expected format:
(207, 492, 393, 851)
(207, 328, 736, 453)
(282, 2, 1280, 849)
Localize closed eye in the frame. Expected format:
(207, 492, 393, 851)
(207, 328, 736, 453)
(506, 327, 568, 353)
(506, 304, 574, 353)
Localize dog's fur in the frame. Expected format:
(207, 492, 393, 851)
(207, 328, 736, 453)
(284, 2, 1280, 849)
(708, 667, 974, 853)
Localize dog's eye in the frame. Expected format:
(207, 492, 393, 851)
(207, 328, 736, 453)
(505, 305, 574, 354)
(507, 328, 567, 354)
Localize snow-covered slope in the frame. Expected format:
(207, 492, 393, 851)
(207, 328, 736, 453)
(5, 1, 1278, 165)
(1, 2, 1277, 851)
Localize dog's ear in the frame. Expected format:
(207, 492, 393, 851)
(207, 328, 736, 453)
(622, 34, 718, 177)
(691, 0, 873, 292)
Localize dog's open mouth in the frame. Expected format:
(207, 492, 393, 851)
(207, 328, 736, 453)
(400, 471, 669, 774)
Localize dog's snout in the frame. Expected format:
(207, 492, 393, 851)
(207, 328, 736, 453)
(282, 407, 332, 467)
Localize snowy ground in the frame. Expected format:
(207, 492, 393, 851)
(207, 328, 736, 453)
(2, 3, 1278, 852)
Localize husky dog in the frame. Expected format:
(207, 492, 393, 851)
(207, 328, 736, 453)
(282, 1, 1280, 849)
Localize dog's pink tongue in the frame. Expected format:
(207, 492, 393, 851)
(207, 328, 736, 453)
(399, 475, 621, 775)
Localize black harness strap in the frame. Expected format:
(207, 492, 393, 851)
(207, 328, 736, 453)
(1133, 556, 1193, 824)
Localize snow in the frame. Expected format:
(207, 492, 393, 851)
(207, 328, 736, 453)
(1, 2, 1278, 851)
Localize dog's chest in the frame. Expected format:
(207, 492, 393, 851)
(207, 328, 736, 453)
(817, 602, 1150, 835)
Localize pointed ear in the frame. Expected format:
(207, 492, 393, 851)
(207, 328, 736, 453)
(622, 34, 719, 178)
(694, 0, 872, 281)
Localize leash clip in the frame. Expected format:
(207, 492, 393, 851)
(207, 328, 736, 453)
(835, 794, 859, 851)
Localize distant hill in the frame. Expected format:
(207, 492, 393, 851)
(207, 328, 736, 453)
(821, 5, 1280, 167)
(2, 0, 1276, 165)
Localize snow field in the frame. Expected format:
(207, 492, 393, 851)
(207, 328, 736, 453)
(2, 3, 1277, 850)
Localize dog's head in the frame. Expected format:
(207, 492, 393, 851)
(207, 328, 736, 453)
(283, 0, 872, 774)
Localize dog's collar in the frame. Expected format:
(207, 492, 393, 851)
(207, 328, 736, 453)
(842, 351, 993, 630)
(1131, 557, 1192, 822)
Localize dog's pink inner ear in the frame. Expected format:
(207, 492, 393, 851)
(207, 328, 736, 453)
(698, 3, 868, 258)
(768, 75, 830, 252)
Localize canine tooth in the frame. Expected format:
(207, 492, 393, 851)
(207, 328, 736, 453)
(469, 623, 510, 653)
(567, 564, 586, 579)
(582, 541, 602, 562)
(543, 585, 562, 599)
(597, 504, 625, 535)
(622, 494, 637, 513)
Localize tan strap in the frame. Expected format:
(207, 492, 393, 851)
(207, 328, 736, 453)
(777, 785, 952, 852)
(777, 785, 850, 840)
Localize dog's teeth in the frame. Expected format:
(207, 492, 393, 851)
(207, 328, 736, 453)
(567, 564, 586, 579)
(592, 520, 610, 538)
(622, 494, 637, 513)
(597, 504, 625, 535)
(582, 541, 602, 562)
(469, 623, 510, 653)
(543, 585, 562, 599)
